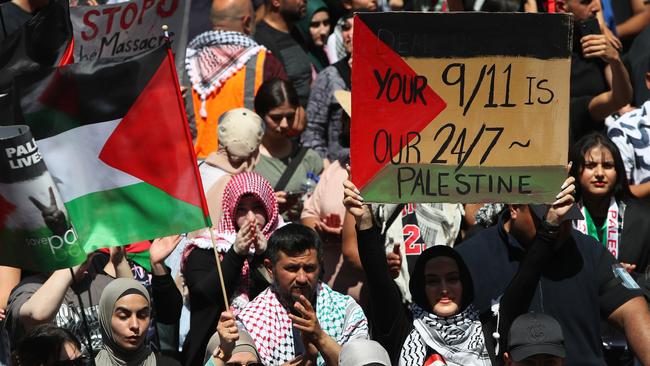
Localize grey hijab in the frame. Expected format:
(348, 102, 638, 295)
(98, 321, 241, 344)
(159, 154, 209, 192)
(204, 326, 260, 365)
(95, 278, 156, 366)
(339, 339, 391, 366)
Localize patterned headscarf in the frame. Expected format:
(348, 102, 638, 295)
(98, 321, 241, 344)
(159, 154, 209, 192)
(218, 171, 279, 239)
(181, 172, 280, 312)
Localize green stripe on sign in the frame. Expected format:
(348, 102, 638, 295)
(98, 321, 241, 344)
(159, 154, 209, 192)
(360, 164, 566, 204)
(0, 226, 86, 271)
(65, 182, 207, 252)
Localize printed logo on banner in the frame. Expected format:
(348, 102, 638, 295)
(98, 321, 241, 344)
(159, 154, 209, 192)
(0, 126, 85, 271)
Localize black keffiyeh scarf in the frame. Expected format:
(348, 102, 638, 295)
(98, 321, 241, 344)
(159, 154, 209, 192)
(399, 303, 490, 366)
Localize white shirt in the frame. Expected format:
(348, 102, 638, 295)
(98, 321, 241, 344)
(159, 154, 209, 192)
(606, 100, 650, 185)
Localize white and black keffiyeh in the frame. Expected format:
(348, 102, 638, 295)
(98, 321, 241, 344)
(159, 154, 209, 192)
(185, 30, 265, 117)
(399, 304, 490, 366)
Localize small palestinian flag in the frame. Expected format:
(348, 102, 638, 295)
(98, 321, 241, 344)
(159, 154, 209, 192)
(4, 45, 210, 258)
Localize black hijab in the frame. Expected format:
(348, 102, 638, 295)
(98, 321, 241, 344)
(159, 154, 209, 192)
(409, 245, 474, 313)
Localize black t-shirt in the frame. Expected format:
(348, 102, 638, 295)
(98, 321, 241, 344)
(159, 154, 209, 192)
(0, 2, 32, 42)
(456, 212, 641, 366)
(6, 273, 113, 355)
(254, 21, 312, 107)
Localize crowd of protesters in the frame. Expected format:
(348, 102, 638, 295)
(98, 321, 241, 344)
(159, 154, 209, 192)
(2, 0, 650, 365)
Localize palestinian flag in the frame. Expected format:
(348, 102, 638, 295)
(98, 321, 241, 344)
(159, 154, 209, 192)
(4, 45, 210, 256)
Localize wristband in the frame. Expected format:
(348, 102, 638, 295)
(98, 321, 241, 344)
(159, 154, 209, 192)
(540, 220, 561, 236)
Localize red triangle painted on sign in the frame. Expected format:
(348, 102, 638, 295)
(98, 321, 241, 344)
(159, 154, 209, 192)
(351, 17, 446, 191)
(99, 59, 203, 209)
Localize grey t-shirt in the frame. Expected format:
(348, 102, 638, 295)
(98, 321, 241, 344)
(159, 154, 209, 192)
(5, 273, 113, 355)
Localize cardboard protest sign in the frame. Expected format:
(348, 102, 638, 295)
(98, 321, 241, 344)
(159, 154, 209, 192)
(70, 0, 188, 70)
(351, 12, 572, 203)
(0, 126, 85, 271)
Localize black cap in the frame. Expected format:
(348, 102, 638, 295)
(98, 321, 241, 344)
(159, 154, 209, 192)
(528, 204, 583, 223)
(508, 312, 565, 362)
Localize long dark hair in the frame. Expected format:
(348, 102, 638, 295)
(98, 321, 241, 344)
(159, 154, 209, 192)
(254, 79, 300, 118)
(14, 324, 83, 366)
(569, 132, 630, 203)
(410, 246, 474, 313)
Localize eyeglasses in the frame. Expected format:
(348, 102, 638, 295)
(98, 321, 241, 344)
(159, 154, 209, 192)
(310, 20, 330, 28)
(53, 356, 93, 366)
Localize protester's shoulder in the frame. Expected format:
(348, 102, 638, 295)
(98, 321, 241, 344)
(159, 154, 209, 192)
(254, 22, 281, 45)
(304, 148, 324, 172)
(91, 273, 115, 288)
(7, 275, 46, 304)
(238, 287, 273, 319)
(608, 102, 649, 131)
(570, 228, 610, 262)
(323, 160, 348, 182)
(622, 198, 650, 224)
(455, 225, 501, 260)
(323, 284, 366, 316)
(155, 352, 182, 366)
(317, 65, 344, 83)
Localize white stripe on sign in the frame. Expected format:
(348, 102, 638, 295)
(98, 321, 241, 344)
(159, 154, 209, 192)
(36, 119, 142, 202)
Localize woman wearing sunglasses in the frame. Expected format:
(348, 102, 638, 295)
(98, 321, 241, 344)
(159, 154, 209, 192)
(253, 79, 323, 221)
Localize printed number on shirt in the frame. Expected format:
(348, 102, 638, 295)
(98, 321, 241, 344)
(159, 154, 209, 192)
(404, 224, 423, 255)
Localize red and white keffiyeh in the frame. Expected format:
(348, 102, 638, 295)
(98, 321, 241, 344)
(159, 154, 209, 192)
(182, 172, 281, 312)
(218, 171, 280, 239)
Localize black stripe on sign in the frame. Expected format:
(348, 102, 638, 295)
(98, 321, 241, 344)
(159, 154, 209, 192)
(356, 12, 573, 59)
(8, 46, 167, 140)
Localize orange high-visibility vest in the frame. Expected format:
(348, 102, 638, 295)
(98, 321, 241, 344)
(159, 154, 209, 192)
(192, 50, 266, 159)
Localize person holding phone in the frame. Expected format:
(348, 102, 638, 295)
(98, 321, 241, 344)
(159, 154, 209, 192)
(181, 172, 282, 366)
(237, 224, 369, 366)
(560, 0, 633, 145)
(253, 79, 324, 221)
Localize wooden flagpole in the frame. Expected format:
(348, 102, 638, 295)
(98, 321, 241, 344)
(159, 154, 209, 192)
(161, 25, 229, 311)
